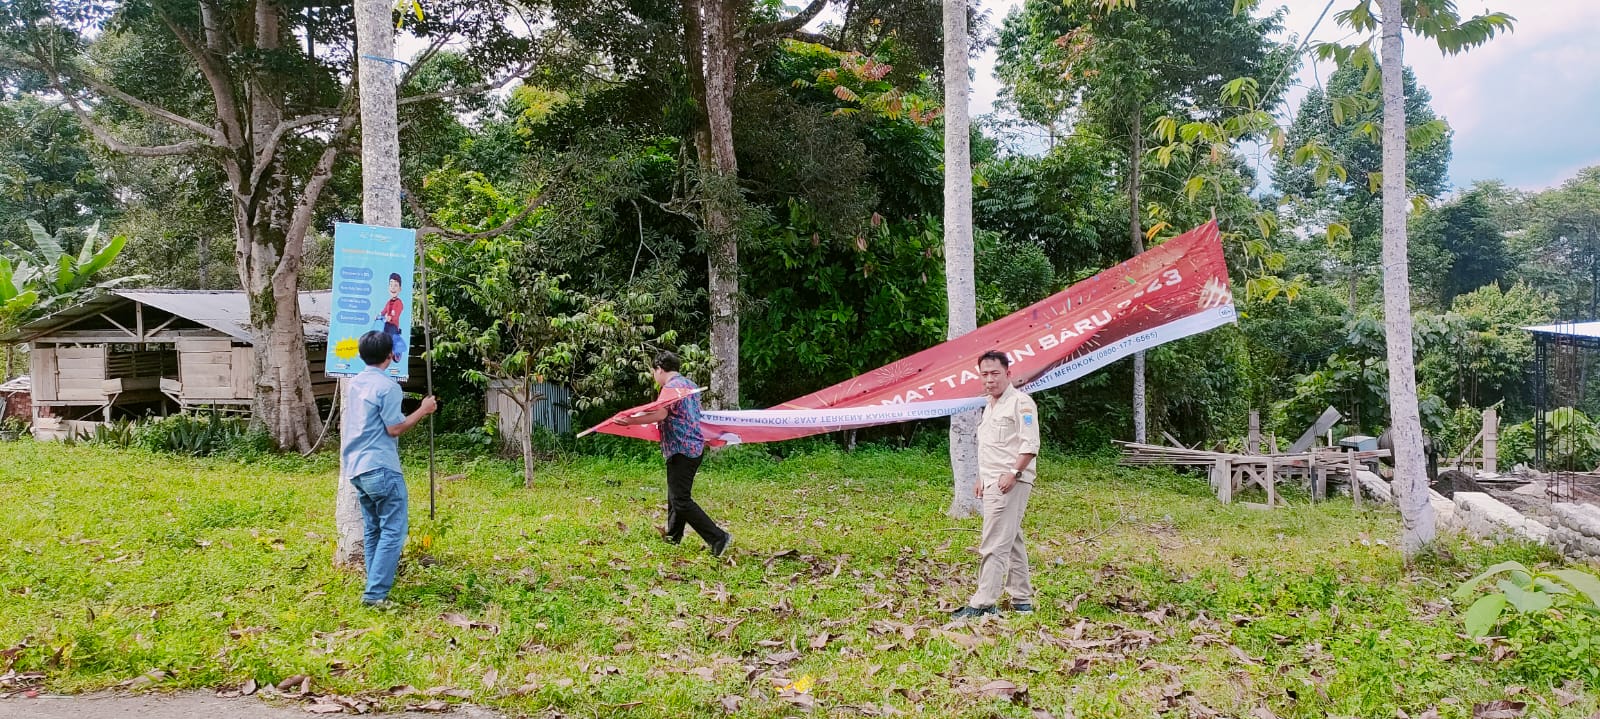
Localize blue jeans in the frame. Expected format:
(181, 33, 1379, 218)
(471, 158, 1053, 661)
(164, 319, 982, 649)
(350, 468, 408, 602)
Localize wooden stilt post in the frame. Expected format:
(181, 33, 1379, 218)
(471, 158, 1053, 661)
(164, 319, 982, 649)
(1264, 455, 1277, 508)
(1214, 457, 1232, 504)
(1348, 453, 1362, 510)
(1483, 408, 1498, 474)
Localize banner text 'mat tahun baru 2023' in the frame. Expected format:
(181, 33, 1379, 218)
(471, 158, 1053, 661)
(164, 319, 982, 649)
(325, 222, 417, 380)
(586, 220, 1236, 446)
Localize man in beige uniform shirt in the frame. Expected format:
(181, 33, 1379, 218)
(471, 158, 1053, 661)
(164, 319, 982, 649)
(952, 350, 1040, 619)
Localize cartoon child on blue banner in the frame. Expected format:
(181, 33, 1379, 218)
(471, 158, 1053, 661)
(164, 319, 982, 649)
(376, 272, 407, 363)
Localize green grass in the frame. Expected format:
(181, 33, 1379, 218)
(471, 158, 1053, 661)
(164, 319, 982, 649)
(0, 439, 1596, 718)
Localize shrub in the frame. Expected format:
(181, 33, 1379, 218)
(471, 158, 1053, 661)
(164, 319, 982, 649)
(134, 412, 248, 457)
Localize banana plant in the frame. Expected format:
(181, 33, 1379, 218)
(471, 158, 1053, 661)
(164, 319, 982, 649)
(0, 256, 39, 327)
(4, 220, 141, 313)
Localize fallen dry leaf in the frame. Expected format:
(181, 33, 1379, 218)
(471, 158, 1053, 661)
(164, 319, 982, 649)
(1252, 707, 1281, 719)
(979, 679, 1019, 699)
(712, 618, 744, 640)
(275, 675, 308, 693)
(482, 669, 498, 690)
(304, 701, 344, 714)
(1472, 700, 1527, 719)
(810, 632, 831, 650)
(407, 700, 450, 712)
(1553, 681, 1581, 707)
(386, 685, 417, 696)
(764, 650, 802, 665)
(215, 678, 258, 698)
(439, 613, 499, 635)
(936, 629, 994, 650)
(719, 695, 743, 714)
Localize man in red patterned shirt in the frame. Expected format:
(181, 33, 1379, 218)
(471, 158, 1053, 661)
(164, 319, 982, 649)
(612, 351, 731, 557)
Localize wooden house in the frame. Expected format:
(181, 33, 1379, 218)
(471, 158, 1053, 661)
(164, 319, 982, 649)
(1, 290, 338, 439)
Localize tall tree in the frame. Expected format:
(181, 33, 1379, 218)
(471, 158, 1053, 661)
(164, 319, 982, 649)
(1413, 189, 1510, 307)
(337, 0, 404, 565)
(0, 96, 116, 240)
(673, 0, 952, 409)
(943, 0, 979, 517)
(1377, 0, 1430, 556)
(0, 0, 533, 451)
(997, 0, 1292, 442)
(1317, 0, 1513, 558)
(1526, 167, 1600, 319)
(1279, 64, 1451, 309)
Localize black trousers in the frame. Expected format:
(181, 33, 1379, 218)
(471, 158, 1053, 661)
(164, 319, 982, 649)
(665, 453, 725, 546)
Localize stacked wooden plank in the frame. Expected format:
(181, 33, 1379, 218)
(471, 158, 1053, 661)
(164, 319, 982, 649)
(1116, 441, 1390, 466)
(1118, 441, 1391, 507)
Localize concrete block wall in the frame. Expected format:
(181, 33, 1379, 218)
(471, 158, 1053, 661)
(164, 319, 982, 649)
(1453, 492, 1551, 545)
(1550, 502, 1600, 562)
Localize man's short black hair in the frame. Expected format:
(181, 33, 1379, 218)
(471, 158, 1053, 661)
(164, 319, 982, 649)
(654, 351, 681, 373)
(389, 272, 402, 284)
(977, 350, 1009, 368)
(359, 330, 395, 366)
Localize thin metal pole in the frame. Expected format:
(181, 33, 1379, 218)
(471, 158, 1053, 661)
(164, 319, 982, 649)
(417, 233, 437, 520)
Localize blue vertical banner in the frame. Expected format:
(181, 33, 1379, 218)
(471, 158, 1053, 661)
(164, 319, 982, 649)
(326, 222, 417, 379)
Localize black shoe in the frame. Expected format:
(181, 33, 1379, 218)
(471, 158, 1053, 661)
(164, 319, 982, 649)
(950, 605, 997, 620)
(710, 533, 732, 558)
(1010, 603, 1034, 614)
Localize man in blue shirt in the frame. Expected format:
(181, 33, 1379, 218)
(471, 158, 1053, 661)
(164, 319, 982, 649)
(342, 331, 437, 605)
(612, 351, 730, 557)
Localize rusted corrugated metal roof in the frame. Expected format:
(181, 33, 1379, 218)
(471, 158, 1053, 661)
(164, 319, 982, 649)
(0, 290, 333, 343)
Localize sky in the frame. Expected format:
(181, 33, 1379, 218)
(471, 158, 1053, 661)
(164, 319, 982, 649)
(968, 0, 1600, 193)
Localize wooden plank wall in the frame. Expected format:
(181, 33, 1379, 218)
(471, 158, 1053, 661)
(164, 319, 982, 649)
(29, 347, 57, 401)
(55, 346, 108, 401)
(178, 339, 236, 401)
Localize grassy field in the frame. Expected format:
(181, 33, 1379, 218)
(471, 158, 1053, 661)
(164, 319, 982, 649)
(0, 438, 1595, 718)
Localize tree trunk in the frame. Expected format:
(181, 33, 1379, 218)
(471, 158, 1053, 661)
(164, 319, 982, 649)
(235, 0, 325, 455)
(1129, 109, 1148, 444)
(1379, 0, 1435, 558)
(198, 234, 210, 289)
(686, 0, 742, 410)
(521, 376, 536, 488)
(335, 0, 404, 567)
(943, 0, 980, 519)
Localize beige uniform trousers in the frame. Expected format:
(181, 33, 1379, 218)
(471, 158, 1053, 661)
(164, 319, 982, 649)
(969, 385, 1039, 608)
(970, 479, 1033, 607)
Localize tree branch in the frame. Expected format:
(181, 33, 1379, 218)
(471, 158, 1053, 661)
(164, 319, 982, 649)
(19, 51, 225, 144)
(51, 80, 208, 158)
(398, 32, 452, 89)
(749, 0, 832, 41)
(404, 173, 564, 242)
(248, 113, 338, 191)
(276, 114, 359, 284)
(783, 31, 846, 51)
(396, 58, 538, 107)
(157, 2, 244, 144)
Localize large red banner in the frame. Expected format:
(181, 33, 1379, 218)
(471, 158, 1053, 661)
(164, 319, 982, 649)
(587, 221, 1234, 445)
